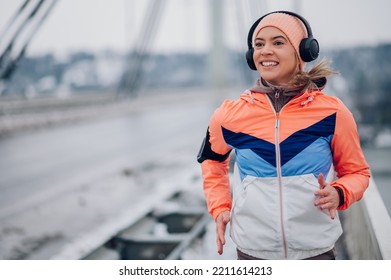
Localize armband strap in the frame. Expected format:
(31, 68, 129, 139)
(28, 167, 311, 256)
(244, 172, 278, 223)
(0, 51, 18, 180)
(197, 127, 231, 163)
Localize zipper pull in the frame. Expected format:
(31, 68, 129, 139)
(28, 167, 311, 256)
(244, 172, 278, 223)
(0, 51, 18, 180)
(301, 95, 314, 106)
(275, 113, 280, 128)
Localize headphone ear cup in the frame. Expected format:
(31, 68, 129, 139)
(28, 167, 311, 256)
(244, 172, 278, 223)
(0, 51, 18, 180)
(299, 37, 319, 62)
(246, 48, 257, 70)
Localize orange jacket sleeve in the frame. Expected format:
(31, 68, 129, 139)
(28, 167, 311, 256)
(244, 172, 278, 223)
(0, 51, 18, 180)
(330, 101, 370, 210)
(201, 106, 232, 220)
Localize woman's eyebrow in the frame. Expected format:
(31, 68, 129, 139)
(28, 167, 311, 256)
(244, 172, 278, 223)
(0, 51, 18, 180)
(255, 35, 287, 41)
(272, 35, 287, 40)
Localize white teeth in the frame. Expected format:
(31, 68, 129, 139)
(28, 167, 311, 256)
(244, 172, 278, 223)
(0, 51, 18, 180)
(261, 61, 278, 66)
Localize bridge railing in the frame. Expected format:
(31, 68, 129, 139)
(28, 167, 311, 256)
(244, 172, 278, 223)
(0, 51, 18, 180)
(340, 177, 391, 259)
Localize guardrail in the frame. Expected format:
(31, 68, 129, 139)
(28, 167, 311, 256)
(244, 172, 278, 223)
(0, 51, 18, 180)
(340, 177, 391, 259)
(50, 185, 211, 260)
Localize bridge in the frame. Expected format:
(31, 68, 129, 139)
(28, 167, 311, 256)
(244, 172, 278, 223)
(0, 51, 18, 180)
(0, 0, 390, 262)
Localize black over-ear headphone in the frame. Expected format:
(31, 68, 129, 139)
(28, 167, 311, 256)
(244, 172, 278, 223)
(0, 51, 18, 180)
(245, 11, 319, 70)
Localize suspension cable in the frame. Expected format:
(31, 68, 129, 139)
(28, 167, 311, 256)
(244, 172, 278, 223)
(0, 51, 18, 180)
(119, 0, 165, 97)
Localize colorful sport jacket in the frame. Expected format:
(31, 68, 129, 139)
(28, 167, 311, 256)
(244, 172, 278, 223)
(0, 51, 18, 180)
(198, 86, 370, 259)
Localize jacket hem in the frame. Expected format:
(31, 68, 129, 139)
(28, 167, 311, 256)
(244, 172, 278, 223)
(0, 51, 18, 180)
(237, 245, 335, 260)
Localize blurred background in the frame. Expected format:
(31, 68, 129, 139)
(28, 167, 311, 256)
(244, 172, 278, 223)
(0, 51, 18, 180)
(0, 0, 390, 260)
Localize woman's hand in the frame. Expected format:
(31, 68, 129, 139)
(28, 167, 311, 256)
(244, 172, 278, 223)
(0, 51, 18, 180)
(314, 173, 339, 219)
(215, 211, 231, 255)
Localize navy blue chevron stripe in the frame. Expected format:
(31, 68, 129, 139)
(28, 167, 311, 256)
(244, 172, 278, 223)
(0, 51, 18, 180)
(222, 127, 276, 166)
(221, 113, 336, 168)
(280, 113, 336, 166)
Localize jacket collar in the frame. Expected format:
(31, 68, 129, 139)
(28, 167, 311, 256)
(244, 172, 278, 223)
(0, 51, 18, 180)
(250, 77, 327, 95)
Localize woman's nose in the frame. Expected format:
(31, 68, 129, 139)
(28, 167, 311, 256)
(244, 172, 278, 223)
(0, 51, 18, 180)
(261, 44, 273, 55)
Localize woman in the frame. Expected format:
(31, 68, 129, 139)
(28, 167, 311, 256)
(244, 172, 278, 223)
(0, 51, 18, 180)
(197, 11, 370, 260)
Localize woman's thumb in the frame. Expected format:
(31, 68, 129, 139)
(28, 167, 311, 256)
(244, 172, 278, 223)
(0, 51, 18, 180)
(318, 173, 326, 189)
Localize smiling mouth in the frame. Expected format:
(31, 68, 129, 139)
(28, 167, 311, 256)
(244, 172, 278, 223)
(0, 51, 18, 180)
(261, 61, 278, 66)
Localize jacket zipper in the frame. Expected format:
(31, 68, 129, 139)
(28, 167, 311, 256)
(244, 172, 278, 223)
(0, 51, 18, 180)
(275, 112, 288, 259)
(266, 96, 288, 259)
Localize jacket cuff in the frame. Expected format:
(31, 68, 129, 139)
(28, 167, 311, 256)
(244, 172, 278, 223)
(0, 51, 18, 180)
(211, 207, 231, 221)
(333, 186, 345, 208)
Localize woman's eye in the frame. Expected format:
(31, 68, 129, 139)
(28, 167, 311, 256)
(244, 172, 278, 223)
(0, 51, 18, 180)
(275, 41, 284, 46)
(255, 42, 264, 48)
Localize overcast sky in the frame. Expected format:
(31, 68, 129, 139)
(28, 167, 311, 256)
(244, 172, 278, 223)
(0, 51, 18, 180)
(1, 0, 391, 57)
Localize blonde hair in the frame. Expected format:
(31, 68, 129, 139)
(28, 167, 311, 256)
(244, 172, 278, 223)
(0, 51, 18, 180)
(288, 59, 338, 90)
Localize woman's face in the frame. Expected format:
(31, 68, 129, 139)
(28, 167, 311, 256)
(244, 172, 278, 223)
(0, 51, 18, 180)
(253, 26, 299, 86)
